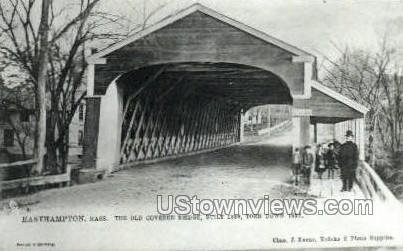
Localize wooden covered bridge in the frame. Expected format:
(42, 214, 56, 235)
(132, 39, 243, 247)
(1, 6, 402, 249)
(83, 4, 367, 173)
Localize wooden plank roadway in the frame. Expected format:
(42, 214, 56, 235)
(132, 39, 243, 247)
(307, 174, 365, 199)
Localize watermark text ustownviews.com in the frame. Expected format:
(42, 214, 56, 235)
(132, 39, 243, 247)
(157, 195, 373, 216)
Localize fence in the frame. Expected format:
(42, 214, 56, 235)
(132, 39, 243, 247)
(0, 159, 71, 195)
(356, 161, 398, 203)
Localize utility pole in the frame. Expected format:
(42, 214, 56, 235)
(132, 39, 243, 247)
(33, 0, 50, 174)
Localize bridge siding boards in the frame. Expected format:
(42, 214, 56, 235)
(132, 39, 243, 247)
(94, 11, 304, 96)
(296, 89, 363, 121)
(308, 175, 365, 199)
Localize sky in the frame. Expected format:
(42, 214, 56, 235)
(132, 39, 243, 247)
(2, 0, 402, 85)
(100, 0, 403, 72)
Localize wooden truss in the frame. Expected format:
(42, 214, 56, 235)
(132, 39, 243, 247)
(120, 93, 241, 164)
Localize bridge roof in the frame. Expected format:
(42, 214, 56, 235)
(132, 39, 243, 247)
(87, 2, 369, 121)
(311, 81, 369, 115)
(309, 81, 369, 124)
(87, 3, 314, 63)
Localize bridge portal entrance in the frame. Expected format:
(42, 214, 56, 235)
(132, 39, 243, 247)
(97, 62, 293, 171)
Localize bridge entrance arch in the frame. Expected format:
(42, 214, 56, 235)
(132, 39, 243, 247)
(96, 62, 294, 171)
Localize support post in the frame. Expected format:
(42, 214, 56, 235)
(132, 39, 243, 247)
(239, 109, 245, 143)
(300, 116, 311, 147)
(332, 123, 336, 140)
(267, 105, 271, 136)
(358, 117, 365, 160)
(313, 122, 318, 143)
(292, 107, 312, 150)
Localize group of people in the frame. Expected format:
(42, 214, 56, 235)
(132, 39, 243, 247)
(291, 130, 359, 192)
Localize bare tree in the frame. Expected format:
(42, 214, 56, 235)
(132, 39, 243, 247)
(0, 0, 168, 174)
(119, 0, 168, 35)
(0, 0, 122, 173)
(378, 71, 403, 157)
(34, 0, 50, 173)
(322, 38, 403, 166)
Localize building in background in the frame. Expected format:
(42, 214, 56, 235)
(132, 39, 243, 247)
(0, 93, 86, 164)
(0, 108, 35, 162)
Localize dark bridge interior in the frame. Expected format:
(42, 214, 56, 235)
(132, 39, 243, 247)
(116, 62, 292, 165)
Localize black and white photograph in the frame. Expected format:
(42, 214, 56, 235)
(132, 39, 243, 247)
(0, 0, 403, 250)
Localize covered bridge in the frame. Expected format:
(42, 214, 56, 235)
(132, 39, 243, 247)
(83, 3, 367, 172)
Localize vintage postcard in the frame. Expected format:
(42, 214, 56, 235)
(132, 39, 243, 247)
(1, 0, 403, 250)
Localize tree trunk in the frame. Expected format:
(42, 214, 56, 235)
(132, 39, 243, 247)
(33, 0, 50, 174)
(46, 127, 58, 173)
(62, 132, 70, 173)
(45, 108, 59, 172)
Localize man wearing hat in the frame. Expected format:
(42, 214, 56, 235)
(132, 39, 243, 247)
(338, 130, 359, 192)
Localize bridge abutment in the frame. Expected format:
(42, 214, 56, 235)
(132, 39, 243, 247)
(96, 82, 123, 172)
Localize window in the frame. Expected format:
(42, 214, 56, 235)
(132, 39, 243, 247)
(20, 110, 30, 122)
(4, 129, 14, 147)
(78, 104, 84, 121)
(78, 130, 84, 146)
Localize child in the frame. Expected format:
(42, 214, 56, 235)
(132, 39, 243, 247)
(315, 144, 326, 179)
(326, 143, 337, 179)
(292, 148, 301, 185)
(301, 145, 314, 185)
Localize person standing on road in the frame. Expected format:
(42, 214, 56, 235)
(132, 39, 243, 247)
(301, 145, 314, 185)
(326, 143, 337, 179)
(292, 148, 301, 185)
(314, 144, 326, 179)
(338, 130, 359, 192)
